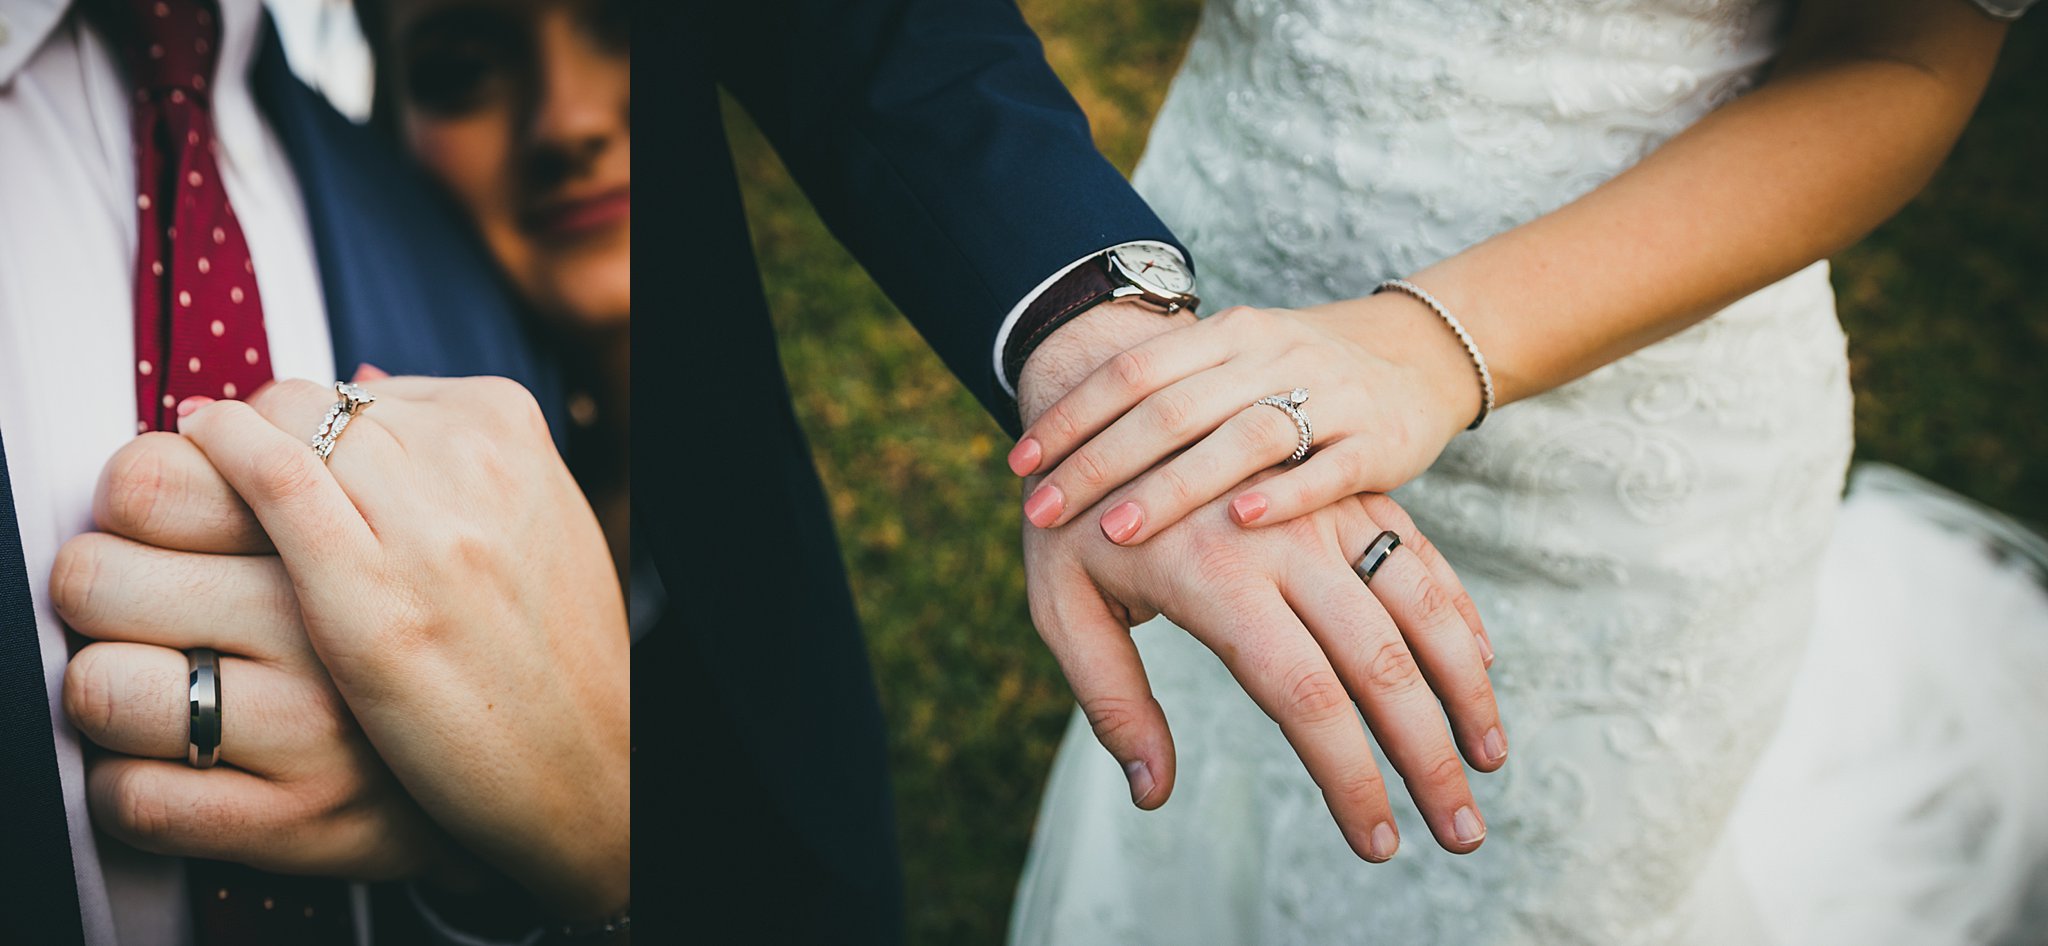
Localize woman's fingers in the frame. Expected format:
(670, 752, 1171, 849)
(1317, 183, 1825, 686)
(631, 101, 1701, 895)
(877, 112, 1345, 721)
(50, 533, 312, 664)
(1280, 563, 1487, 855)
(1095, 401, 1304, 545)
(1024, 364, 1265, 529)
(1228, 443, 1394, 528)
(1012, 314, 1243, 478)
(1027, 563, 1178, 809)
(64, 642, 349, 778)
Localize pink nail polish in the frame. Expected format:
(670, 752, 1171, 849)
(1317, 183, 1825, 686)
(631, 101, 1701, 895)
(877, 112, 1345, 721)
(1124, 759, 1155, 806)
(1230, 493, 1268, 524)
(1023, 484, 1064, 528)
(1008, 438, 1042, 476)
(1100, 502, 1143, 544)
(175, 396, 213, 418)
(352, 363, 391, 381)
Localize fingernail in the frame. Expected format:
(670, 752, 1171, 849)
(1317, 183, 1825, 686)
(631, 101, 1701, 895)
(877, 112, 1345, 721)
(1124, 759, 1155, 806)
(1483, 727, 1507, 765)
(1023, 484, 1064, 528)
(1008, 438, 1042, 476)
(1230, 492, 1268, 525)
(174, 396, 213, 424)
(1475, 631, 1495, 665)
(1100, 502, 1143, 544)
(1452, 806, 1486, 845)
(352, 363, 391, 381)
(1367, 822, 1398, 862)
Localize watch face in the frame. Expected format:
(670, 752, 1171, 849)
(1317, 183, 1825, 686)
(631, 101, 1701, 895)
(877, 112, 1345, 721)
(1111, 242, 1194, 295)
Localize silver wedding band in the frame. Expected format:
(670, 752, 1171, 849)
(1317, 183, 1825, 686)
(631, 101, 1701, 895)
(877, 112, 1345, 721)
(186, 647, 221, 769)
(1254, 387, 1313, 464)
(1353, 530, 1402, 584)
(310, 381, 377, 461)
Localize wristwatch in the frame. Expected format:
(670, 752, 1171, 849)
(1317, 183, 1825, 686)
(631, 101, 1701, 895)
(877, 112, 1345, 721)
(1001, 240, 1199, 391)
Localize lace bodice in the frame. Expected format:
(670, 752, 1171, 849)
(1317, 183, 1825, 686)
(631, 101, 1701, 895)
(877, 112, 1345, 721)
(1016, 1, 1865, 942)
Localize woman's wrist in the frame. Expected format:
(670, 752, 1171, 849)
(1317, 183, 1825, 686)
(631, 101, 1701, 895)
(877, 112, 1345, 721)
(1308, 293, 1486, 444)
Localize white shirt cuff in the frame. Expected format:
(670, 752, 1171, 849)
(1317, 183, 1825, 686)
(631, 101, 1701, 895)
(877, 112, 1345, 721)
(990, 244, 1188, 399)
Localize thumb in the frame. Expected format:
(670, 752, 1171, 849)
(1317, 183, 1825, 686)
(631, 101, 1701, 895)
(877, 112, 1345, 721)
(351, 363, 392, 382)
(1029, 566, 1176, 808)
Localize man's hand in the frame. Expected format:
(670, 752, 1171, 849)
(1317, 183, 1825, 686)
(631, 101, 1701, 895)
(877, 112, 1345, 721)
(54, 450, 470, 881)
(58, 374, 631, 921)
(1015, 304, 1503, 862)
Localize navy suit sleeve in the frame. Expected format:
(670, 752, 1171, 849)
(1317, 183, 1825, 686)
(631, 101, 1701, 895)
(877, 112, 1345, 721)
(702, 0, 1188, 425)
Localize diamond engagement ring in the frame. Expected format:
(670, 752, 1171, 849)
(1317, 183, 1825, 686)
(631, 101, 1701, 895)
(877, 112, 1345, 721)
(1254, 387, 1314, 463)
(1353, 530, 1402, 584)
(310, 381, 377, 461)
(187, 647, 221, 769)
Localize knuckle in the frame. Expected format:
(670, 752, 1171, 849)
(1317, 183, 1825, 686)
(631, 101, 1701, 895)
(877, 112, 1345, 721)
(245, 439, 324, 506)
(1325, 761, 1388, 805)
(62, 646, 115, 733)
(1038, 402, 1084, 445)
(1285, 667, 1355, 725)
(469, 376, 548, 436)
(1108, 348, 1153, 394)
(1147, 387, 1197, 436)
(1415, 579, 1456, 623)
(108, 766, 173, 844)
(1080, 694, 1157, 746)
(1152, 464, 1198, 508)
(49, 534, 107, 626)
(1066, 449, 1112, 492)
(99, 436, 174, 537)
(247, 378, 320, 415)
(1363, 638, 1422, 694)
(1419, 753, 1469, 790)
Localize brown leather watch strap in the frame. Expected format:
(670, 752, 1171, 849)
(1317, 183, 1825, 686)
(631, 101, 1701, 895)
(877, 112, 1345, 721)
(1002, 257, 1119, 394)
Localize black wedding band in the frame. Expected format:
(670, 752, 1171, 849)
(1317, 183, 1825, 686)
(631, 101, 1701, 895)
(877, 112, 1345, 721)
(1353, 530, 1402, 584)
(187, 647, 221, 769)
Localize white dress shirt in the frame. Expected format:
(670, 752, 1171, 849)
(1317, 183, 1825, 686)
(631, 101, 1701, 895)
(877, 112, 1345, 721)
(0, 0, 332, 942)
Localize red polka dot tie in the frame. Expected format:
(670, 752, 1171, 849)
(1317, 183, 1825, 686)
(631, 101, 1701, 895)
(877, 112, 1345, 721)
(115, 0, 272, 432)
(100, 3, 354, 944)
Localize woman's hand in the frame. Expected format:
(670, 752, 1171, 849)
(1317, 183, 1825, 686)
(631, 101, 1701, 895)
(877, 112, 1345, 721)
(1009, 294, 1485, 545)
(164, 374, 631, 920)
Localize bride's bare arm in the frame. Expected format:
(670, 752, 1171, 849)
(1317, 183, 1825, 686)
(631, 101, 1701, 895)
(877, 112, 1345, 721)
(1005, 0, 2013, 543)
(1401, 0, 2009, 407)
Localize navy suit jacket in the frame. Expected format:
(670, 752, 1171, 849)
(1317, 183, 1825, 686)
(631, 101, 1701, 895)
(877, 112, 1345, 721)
(0, 24, 563, 946)
(646, 1, 1186, 941)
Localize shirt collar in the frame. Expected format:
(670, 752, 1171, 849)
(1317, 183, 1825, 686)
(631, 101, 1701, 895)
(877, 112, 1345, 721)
(0, 0, 70, 90)
(0, 0, 266, 95)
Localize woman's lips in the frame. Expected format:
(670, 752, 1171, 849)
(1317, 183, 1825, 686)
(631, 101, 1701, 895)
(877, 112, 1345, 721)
(526, 187, 631, 239)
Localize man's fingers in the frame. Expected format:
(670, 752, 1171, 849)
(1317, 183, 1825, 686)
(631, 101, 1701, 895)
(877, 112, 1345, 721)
(87, 757, 410, 879)
(1359, 494, 1492, 665)
(1189, 587, 1399, 862)
(51, 533, 311, 663)
(1097, 399, 1299, 545)
(1282, 564, 1486, 855)
(1029, 566, 1176, 808)
(64, 642, 347, 778)
(1350, 544, 1504, 773)
(93, 432, 271, 554)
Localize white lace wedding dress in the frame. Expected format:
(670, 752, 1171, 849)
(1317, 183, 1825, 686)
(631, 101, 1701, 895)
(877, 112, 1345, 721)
(1010, 1, 2048, 943)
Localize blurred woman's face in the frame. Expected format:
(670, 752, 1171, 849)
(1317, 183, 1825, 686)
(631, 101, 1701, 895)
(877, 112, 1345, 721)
(382, 0, 630, 329)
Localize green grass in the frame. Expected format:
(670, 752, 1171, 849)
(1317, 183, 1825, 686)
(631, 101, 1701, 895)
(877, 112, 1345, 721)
(727, 10, 2047, 944)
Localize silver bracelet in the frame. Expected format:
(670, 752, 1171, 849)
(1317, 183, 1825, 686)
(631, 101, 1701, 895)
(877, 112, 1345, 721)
(1373, 278, 1496, 430)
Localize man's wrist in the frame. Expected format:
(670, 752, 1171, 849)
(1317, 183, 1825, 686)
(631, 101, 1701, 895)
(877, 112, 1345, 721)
(1016, 299, 1198, 425)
